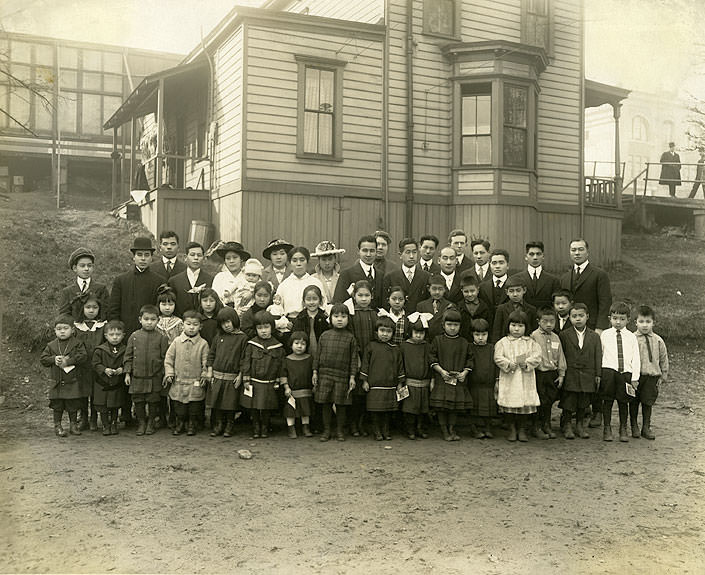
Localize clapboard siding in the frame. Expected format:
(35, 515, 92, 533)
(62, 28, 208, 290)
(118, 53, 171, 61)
(243, 25, 383, 189)
(213, 189, 243, 242)
(536, 0, 582, 205)
(501, 171, 530, 196)
(458, 170, 494, 195)
(213, 26, 244, 194)
(462, 0, 522, 42)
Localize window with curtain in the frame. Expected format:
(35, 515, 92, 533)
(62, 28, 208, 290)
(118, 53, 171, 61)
(303, 66, 335, 156)
(424, 0, 456, 37)
(461, 85, 492, 165)
(503, 85, 528, 168)
(523, 0, 551, 53)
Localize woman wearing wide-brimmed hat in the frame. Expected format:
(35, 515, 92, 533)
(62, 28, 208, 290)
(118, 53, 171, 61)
(261, 238, 294, 291)
(210, 241, 251, 307)
(311, 240, 346, 303)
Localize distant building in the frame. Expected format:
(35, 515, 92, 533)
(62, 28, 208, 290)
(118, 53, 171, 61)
(106, 0, 628, 268)
(0, 32, 181, 199)
(585, 89, 698, 197)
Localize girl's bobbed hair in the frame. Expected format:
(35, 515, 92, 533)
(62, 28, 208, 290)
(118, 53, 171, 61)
(507, 310, 529, 327)
(253, 280, 273, 295)
(156, 284, 176, 303)
(329, 303, 350, 317)
(302, 284, 323, 303)
(442, 309, 462, 323)
(353, 279, 372, 294)
(217, 306, 240, 329)
(253, 310, 276, 330)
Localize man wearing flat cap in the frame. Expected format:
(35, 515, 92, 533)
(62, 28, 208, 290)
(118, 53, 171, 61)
(59, 247, 110, 321)
(108, 237, 164, 336)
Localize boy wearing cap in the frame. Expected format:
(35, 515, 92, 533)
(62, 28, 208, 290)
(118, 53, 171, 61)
(167, 242, 214, 318)
(108, 237, 164, 336)
(262, 239, 293, 291)
(59, 248, 110, 321)
(311, 240, 345, 303)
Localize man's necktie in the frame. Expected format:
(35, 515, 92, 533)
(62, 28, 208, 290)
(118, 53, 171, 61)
(366, 268, 374, 283)
(616, 330, 624, 372)
(81, 280, 87, 293)
(406, 270, 413, 283)
(644, 335, 653, 363)
(166, 260, 172, 273)
(433, 301, 439, 314)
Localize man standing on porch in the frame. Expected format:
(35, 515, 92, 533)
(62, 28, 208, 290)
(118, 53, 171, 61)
(659, 142, 681, 198)
(334, 235, 385, 308)
(560, 238, 612, 428)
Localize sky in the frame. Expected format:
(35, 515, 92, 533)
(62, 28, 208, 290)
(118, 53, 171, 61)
(1, 0, 704, 99)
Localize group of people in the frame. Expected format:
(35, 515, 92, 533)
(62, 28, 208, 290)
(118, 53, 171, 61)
(41, 228, 669, 445)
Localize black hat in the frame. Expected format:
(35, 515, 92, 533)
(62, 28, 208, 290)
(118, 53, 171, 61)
(262, 238, 294, 261)
(68, 247, 95, 269)
(130, 237, 155, 253)
(214, 241, 251, 261)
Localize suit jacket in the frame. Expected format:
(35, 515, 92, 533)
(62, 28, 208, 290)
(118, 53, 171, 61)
(455, 254, 473, 274)
(333, 261, 385, 309)
(150, 257, 187, 282)
(559, 263, 612, 330)
(383, 266, 430, 314)
(459, 299, 492, 341)
(416, 297, 456, 341)
(491, 301, 538, 343)
(438, 272, 464, 305)
(511, 269, 561, 311)
(554, 315, 573, 334)
(262, 264, 292, 292)
(167, 269, 214, 318)
(559, 327, 602, 393)
(479, 277, 510, 315)
(58, 280, 110, 321)
(463, 265, 490, 285)
(418, 259, 441, 275)
(108, 267, 164, 335)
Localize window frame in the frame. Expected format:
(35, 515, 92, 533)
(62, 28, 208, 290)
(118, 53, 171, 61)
(295, 55, 346, 162)
(423, 0, 461, 41)
(460, 83, 492, 166)
(521, 0, 553, 57)
(455, 78, 538, 173)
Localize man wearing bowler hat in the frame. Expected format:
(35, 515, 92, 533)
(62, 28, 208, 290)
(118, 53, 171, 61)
(108, 237, 164, 336)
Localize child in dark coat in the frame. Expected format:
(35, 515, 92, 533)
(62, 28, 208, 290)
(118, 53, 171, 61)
(124, 304, 169, 436)
(206, 307, 248, 437)
(430, 309, 474, 441)
(197, 288, 223, 346)
(40, 315, 88, 437)
(417, 274, 456, 341)
(241, 311, 286, 439)
(73, 292, 106, 431)
(468, 318, 498, 439)
(399, 315, 432, 439)
(360, 316, 406, 441)
(92, 320, 127, 435)
(458, 274, 492, 342)
(281, 331, 315, 438)
(59, 247, 110, 321)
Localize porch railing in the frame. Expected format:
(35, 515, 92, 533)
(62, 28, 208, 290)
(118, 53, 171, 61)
(584, 176, 621, 208)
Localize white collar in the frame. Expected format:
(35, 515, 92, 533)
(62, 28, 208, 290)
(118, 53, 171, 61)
(163, 256, 176, 264)
(440, 270, 455, 279)
(493, 274, 507, 285)
(575, 261, 589, 273)
(76, 277, 91, 288)
(401, 264, 415, 275)
(360, 262, 374, 275)
(187, 267, 201, 284)
(528, 265, 542, 276)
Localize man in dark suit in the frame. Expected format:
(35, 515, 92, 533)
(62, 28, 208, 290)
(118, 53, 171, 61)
(150, 230, 186, 281)
(383, 238, 429, 314)
(465, 239, 491, 283)
(437, 245, 463, 304)
(659, 141, 681, 197)
(333, 235, 385, 308)
(559, 238, 612, 427)
(449, 229, 473, 273)
(418, 234, 441, 274)
(511, 241, 560, 310)
(108, 237, 164, 336)
(479, 248, 513, 315)
(167, 241, 214, 317)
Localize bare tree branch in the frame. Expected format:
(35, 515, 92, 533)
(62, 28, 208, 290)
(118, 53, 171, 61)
(0, 106, 38, 136)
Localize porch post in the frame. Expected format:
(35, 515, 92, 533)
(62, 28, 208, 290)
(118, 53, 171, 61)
(613, 102, 623, 209)
(156, 78, 165, 187)
(111, 127, 119, 208)
(130, 116, 136, 195)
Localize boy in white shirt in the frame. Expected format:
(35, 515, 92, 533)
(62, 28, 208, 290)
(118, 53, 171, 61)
(600, 302, 640, 443)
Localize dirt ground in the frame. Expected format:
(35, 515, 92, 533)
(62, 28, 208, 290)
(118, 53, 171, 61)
(1, 344, 704, 574)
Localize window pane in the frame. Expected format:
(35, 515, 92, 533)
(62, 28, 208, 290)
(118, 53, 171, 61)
(504, 86, 527, 127)
(35, 44, 53, 66)
(11, 41, 31, 63)
(0, 84, 7, 127)
(35, 98, 53, 132)
(462, 97, 477, 136)
(58, 94, 77, 133)
(462, 137, 477, 165)
(318, 113, 333, 155)
(305, 67, 319, 109)
(9, 91, 30, 127)
(477, 135, 492, 164)
(11, 64, 31, 83)
(303, 111, 318, 153)
(319, 70, 334, 113)
(477, 95, 491, 133)
(82, 93, 103, 134)
(35, 66, 55, 90)
(426, 0, 454, 36)
(504, 127, 527, 168)
(60, 47, 79, 69)
(83, 50, 102, 71)
(103, 95, 123, 123)
(83, 72, 102, 91)
(103, 52, 123, 74)
(462, 135, 492, 165)
(60, 70, 78, 89)
(104, 74, 123, 94)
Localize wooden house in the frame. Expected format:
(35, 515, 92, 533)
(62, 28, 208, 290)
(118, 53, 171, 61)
(105, 0, 626, 268)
